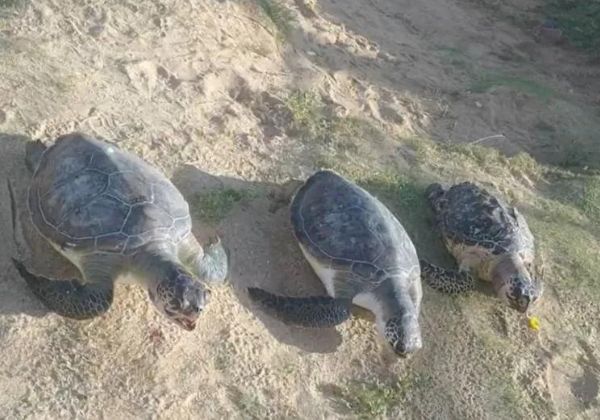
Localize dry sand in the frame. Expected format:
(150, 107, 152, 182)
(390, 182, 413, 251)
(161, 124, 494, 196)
(0, 0, 599, 419)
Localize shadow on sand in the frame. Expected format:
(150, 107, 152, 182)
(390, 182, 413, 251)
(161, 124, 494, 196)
(0, 132, 55, 319)
(172, 164, 345, 354)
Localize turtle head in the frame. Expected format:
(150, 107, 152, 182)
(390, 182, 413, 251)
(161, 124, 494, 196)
(503, 273, 542, 314)
(149, 271, 210, 331)
(493, 254, 542, 314)
(383, 314, 422, 358)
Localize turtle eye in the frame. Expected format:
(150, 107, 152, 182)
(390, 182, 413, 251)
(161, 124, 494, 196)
(168, 297, 181, 309)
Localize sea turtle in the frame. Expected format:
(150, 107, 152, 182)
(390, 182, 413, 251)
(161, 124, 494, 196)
(420, 182, 542, 313)
(11, 132, 229, 330)
(248, 170, 423, 356)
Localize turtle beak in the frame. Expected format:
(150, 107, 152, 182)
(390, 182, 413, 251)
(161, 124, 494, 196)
(175, 317, 196, 331)
(179, 318, 197, 331)
(393, 335, 422, 358)
(164, 307, 198, 331)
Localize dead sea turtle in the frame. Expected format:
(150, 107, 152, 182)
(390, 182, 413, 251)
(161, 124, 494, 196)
(248, 170, 423, 356)
(11, 133, 229, 329)
(420, 182, 542, 313)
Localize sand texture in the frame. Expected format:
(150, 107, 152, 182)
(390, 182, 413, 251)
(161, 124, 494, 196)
(1, 1, 599, 419)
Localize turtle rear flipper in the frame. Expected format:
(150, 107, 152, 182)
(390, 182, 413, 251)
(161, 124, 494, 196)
(12, 258, 114, 320)
(419, 259, 475, 294)
(248, 287, 351, 327)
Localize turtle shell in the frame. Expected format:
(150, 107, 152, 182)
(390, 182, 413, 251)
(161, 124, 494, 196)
(435, 182, 534, 256)
(28, 133, 191, 255)
(290, 170, 419, 295)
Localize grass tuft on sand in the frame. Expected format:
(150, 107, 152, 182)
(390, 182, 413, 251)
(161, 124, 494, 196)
(546, 0, 600, 52)
(191, 189, 254, 223)
(257, 0, 296, 40)
(286, 90, 385, 157)
(323, 380, 403, 419)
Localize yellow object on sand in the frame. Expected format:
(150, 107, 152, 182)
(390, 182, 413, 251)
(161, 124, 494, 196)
(528, 316, 540, 331)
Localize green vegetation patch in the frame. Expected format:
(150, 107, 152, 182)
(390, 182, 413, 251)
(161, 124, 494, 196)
(286, 90, 385, 155)
(286, 90, 328, 141)
(192, 188, 254, 223)
(546, 0, 600, 52)
(324, 380, 403, 419)
(257, 0, 296, 40)
(581, 177, 600, 222)
(321, 373, 437, 419)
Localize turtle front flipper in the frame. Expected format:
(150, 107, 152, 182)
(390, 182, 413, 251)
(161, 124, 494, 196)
(179, 235, 229, 284)
(419, 259, 475, 294)
(248, 287, 351, 327)
(12, 258, 114, 320)
(197, 236, 229, 284)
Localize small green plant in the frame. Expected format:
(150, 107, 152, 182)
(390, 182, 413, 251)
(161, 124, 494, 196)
(286, 90, 328, 140)
(285, 90, 382, 155)
(329, 380, 402, 419)
(257, 0, 295, 40)
(359, 174, 424, 216)
(546, 0, 600, 52)
(192, 188, 253, 223)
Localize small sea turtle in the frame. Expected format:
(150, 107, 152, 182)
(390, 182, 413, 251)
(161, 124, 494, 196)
(420, 182, 542, 313)
(248, 170, 423, 356)
(11, 133, 229, 329)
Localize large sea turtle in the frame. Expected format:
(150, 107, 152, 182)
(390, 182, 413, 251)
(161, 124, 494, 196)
(11, 133, 229, 329)
(420, 182, 542, 313)
(248, 170, 423, 356)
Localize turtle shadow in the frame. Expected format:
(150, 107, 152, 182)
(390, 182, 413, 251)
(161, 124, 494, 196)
(172, 165, 343, 354)
(0, 132, 57, 319)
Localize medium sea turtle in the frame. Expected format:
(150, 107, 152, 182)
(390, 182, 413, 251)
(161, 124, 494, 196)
(11, 133, 229, 329)
(248, 170, 423, 356)
(420, 182, 542, 313)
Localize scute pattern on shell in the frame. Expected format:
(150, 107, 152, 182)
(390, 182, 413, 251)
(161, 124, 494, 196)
(432, 182, 531, 255)
(29, 134, 192, 255)
(290, 170, 419, 293)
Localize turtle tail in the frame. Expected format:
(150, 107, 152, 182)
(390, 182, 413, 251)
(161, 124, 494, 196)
(247, 287, 351, 328)
(419, 259, 475, 294)
(12, 258, 114, 320)
(25, 140, 47, 173)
